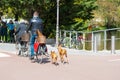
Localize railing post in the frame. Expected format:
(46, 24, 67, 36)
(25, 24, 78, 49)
(91, 32, 94, 52)
(69, 32, 72, 48)
(76, 32, 78, 41)
(83, 33, 85, 50)
(75, 32, 78, 49)
(94, 35, 97, 53)
(64, 31, 66, 38)
(59, 30, 61, 41)
(111, 36, 115, 54)
(104, 30, 107, 51)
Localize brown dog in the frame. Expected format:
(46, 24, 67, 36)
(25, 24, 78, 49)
(57, 44, 69, 64)
(50, 51, 58, 65)
(36, 29, 46, 44)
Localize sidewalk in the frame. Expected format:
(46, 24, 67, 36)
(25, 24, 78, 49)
(0, 43, 120, 56)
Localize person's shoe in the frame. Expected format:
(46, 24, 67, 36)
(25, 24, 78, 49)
(18, 51, 21, 56)
(29, 56, 34, 60)
(44, 53, 49, 57)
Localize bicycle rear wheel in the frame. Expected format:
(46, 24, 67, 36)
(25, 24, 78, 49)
(36, 45, 43, 64)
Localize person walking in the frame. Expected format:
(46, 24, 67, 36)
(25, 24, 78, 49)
(15, 20, 28, 55)
(27, 11, 44, 60)
(0, 20, 2, 42)
(15, 20, 28, 44)
(1, 21, 8, 42)
(7, 20, 15, 43)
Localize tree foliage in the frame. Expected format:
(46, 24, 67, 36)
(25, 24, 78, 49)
(0, 0, 97, 38)
(95, 0, 120, 29)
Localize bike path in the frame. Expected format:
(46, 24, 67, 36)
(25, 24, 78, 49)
(0, 43, 120, 56)
(0, 43, 120, 80)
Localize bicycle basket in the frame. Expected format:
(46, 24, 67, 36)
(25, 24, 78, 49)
(21, 33, 30, 41)
(36, 36, 46, 44)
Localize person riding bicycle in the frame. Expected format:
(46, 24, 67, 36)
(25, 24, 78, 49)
(15, 20, 28, 44)
(15, 20, 28, 55)
(27, 11, 44, 60)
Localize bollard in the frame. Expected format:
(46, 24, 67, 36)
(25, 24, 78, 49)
(111, 36, 115, 54)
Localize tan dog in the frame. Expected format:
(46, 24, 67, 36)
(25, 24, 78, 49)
(57, 44, 69, 64)
(50, 51, 58, 65)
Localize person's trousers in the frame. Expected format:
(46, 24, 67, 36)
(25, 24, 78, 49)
(9, 30, 15, 43)
(30, 34, 37, 56)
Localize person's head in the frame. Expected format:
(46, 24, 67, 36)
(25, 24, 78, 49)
(9, 20, 13, 24)
(33, 11, 39, 18)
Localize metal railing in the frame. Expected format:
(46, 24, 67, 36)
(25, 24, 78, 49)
(59, 28, 120, 53)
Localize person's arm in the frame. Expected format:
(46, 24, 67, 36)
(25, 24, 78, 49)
(15, 24, 20, 35)
(39, 19, 44, 33)
(27, 20, 32, 32)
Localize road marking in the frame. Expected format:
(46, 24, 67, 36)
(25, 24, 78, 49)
(108, 59, 120, 62)
(0, 53, 10, 57)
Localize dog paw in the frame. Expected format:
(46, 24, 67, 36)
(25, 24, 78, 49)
(55, 63, 59, 66)
(63, 62, 69, 64)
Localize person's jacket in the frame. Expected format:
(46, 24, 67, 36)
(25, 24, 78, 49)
(15, 22, 27, 39)
(28, 17, 43, 35)
(1, 22, 7, 35)
(7, 23, 15, 30)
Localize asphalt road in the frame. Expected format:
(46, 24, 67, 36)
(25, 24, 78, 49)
(0, 43, 120, 80)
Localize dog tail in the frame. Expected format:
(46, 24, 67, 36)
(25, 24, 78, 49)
(65, 50, 67, 58)
(55, 56, 58, 61)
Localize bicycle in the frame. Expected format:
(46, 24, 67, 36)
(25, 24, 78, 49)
(33, 36, 49, 64)
(15, 32, 30, 56)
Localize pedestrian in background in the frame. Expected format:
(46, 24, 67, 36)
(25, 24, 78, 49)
(7, 20, 15, 43)
(1, 21, 8, 42)
(0, 20, 2, 42)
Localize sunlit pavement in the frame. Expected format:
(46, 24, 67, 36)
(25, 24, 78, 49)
(0, 43, 120, 55)
(0, 52, 10, 57)
(0, 43, 120, 80)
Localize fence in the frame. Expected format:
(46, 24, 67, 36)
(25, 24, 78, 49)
(59, 28, 120, 53)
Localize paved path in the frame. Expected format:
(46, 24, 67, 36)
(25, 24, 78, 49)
(0, 52, 10, 57)
(0, 43, 120, 55)
(0, 43, 120, 80)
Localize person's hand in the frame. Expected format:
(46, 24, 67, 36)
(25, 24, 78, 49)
(13, 33, 16, 35)
(26, 30, 29, 33)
